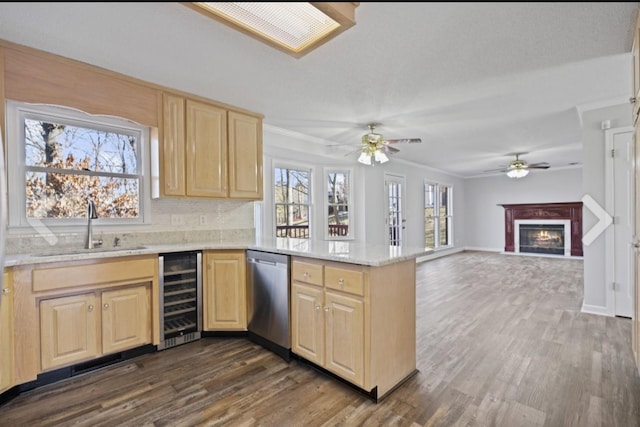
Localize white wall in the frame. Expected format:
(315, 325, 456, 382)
(464, 168, 583, 251)
(581, 103, 632, 315)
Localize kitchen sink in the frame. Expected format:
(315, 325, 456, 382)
(29, 245, 148, 257)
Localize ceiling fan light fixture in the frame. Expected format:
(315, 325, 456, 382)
(358, 151, 372, 165)
(374, 149, 389, 164)
(506, 168, 529, 178)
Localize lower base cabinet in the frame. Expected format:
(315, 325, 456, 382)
(40, 285, 151, 371)
(292, 282, 365, 387)
(203, 250, 247, 331)
(0, 270, 14, 393)
(291, 256, 416, 398)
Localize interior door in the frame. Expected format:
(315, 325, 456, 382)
(384, 174, 406, 246)
(608, 128, 634, 317)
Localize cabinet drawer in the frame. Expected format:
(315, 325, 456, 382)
(292, 261, 323, 286)
(324, 266, 364, 296)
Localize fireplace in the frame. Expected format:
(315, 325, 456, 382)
(515, 220, 570, 256)
(500, 202, 583, 257)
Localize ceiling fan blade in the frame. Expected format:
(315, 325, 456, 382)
(527, 162, 550, 169)
(384, 138, 422, 144)
(343, 147, 363, 157)
(382, 145, 400, 154)
(483, 167, 509, 173)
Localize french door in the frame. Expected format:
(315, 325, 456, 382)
(384, 174, 406, 246)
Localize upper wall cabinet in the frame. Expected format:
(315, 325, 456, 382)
(228, 111, 263, 199)
(161, 92, 263, 200)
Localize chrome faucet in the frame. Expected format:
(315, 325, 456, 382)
(86, 199, 102, 249)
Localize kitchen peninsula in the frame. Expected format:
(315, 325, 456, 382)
(2, 238, 431, 403)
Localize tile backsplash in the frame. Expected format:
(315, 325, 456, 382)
(6, 198, 257, 254)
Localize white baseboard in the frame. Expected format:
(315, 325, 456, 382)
(581, 303, 613, 317)
(417, 247, 464, 263)
(463, 246, 503, 253)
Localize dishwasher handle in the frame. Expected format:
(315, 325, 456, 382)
(247, 257, 278, 266)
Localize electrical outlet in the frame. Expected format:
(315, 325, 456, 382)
(171, 214, 185, 226)
(199, 215, 207, 226)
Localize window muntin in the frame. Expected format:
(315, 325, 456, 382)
(425, 182, 452, 249)
(8, 102, 149, 228)
(274, 167, 311, 238)
(326, 170, 351, 239)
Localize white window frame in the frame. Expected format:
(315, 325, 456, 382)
(324, 167, 354, 240)
(273, 162, 313, 239)
(6, 101, 152, 231)
(425, 181, 453, 249)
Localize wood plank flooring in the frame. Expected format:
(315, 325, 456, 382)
(2, 251, 639, 426)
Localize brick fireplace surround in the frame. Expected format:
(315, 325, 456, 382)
(500, 202, 583, 257)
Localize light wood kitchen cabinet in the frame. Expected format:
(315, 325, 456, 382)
(101, 286, 151, 355)
(203, 251, 247, 331)
(40, 285, 150, 371)
(12, 255, 158, 384)
(292, 260, 365, 387)
(0, 270, 15, 393)
(40, 293, 99, 371)
(291, 256, 417, 400)
(228, 111, 263, 199)
(160, 92, 263, 200)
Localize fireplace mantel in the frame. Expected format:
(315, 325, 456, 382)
(500, 202, 583, 256)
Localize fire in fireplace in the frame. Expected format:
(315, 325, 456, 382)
(519, 224, 565, 255)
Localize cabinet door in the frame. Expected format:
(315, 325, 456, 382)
(186, 100, 228, 198)
(40, 293, 100, 371)
(228, 111, 263, 200)
(162, 93, 186, 196)
(291, 282, 324, 366)
(324, 291, 364, 387)
(0, 271, 14, 392)
(203, 251, 247, 330)
(102, 285, 151, 355)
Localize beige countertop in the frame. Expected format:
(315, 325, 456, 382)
(4, 238, 432, 268)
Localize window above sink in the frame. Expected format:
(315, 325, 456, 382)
(6, 101, 152, 232)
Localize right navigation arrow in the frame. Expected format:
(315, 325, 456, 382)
(582, 194, 613, 245)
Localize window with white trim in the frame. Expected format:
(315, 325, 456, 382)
(425, 182, 452, 249)
(325, 169, 352, 239)
(7, 101, 150, 228)
(274, 166, 311, 238)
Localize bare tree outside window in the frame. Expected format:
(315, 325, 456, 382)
(274, 167, 310, 238)
(24, 117, 140, 219)
(425, 182, 452, 249)
(327, 171, 350, 237)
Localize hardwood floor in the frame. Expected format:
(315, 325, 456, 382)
(2, 251, 639, 426)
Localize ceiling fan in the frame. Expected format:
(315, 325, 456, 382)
(355, 123, 422, 165)
(484, 153, 550, 178)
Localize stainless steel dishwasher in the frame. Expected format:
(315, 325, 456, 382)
(246, 250, 291, 361)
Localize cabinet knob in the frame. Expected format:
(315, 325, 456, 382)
(315, 304, 321, 310)
(630, 97, 637, 104)
(303, 271, 309, 278)
(88, 305, 94, 312)
(103, 303, 109, 310)
(2, 288, 9, 295)
(338, 278, 344, 286)
(324, 306, 329, 312)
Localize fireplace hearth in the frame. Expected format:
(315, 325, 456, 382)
(500, 202, 583, 257)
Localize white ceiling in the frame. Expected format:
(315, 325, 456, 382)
(0, 2, 638, 177)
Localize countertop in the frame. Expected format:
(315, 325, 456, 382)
(4, 238, 433, 268)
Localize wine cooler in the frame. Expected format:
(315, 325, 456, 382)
(158, 251, 202, 350)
